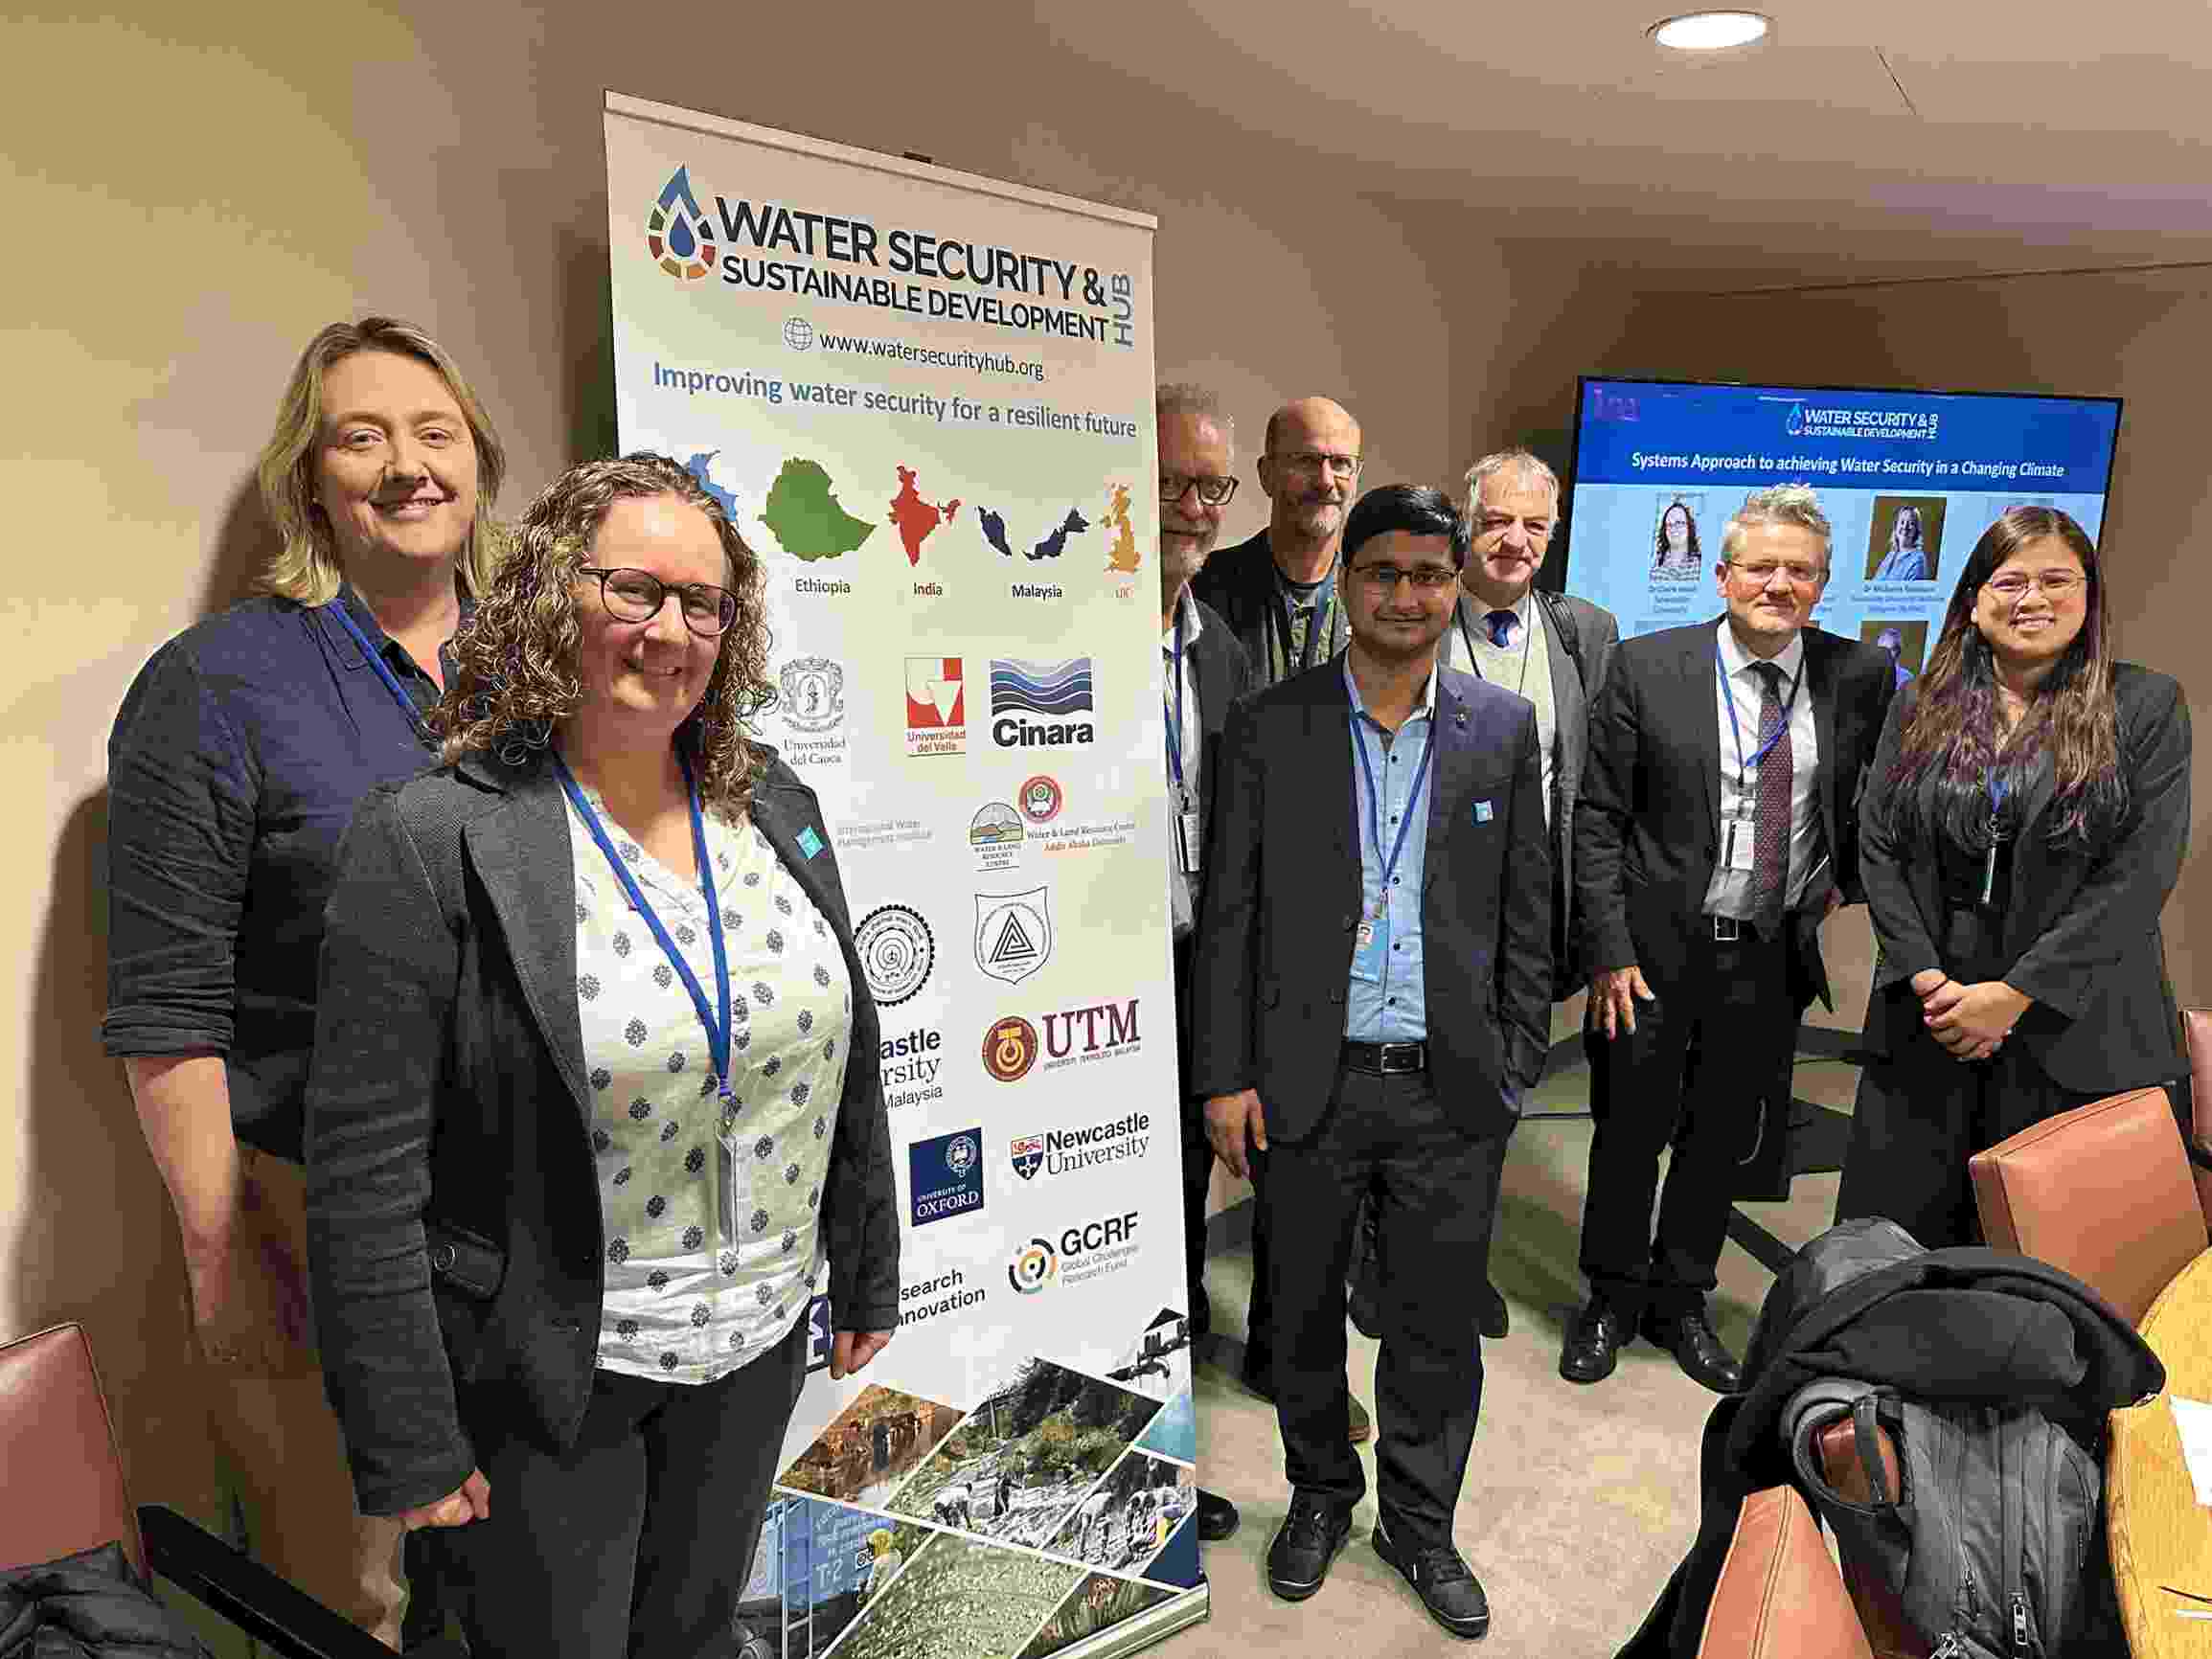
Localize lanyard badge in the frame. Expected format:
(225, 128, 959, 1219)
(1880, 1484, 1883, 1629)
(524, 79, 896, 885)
(326, 599, 435, 745)
(1164, 609, 1201, 875)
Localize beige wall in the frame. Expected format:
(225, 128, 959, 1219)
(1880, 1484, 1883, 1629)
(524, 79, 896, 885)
(1602, 270, 2212, 1008)
(1, 1, 1632, 1519)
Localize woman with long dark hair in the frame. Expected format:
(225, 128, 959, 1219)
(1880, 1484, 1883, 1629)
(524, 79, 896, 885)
(1836, 506, 2189, 1248)
(1652, 499, 1700, 577)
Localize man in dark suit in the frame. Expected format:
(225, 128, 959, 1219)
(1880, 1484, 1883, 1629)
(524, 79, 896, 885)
(1564, 483, 1896, 1394)
(1189, 394, 1375, 1440)
(1436, 447, 1621, 1340)
(1155, 381, 1252, 1546)
(1194, 485, 1551, 1639)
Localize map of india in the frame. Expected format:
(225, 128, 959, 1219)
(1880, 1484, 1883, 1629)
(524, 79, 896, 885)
(1104, 483, 1141, 574)
(889, 466, 962, 566)
(762, 458, 876, 561)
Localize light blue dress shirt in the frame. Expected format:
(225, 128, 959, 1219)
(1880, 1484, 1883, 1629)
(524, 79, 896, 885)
(1343, 659, 1437, 1041)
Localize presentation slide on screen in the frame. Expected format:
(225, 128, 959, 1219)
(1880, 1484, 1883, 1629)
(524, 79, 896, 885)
(1564, 378, 2122, 667)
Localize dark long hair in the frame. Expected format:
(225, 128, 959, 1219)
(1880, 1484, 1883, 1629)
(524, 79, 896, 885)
(1885, 506, 2124, 850)
(1653, 500, 1700, 570)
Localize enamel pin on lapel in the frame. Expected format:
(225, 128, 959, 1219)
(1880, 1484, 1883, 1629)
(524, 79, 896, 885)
(1473, 801, 1494, 824)
(797, 827, 825, 858)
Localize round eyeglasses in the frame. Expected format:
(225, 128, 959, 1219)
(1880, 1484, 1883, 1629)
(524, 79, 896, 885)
(580, 566, 738, 638)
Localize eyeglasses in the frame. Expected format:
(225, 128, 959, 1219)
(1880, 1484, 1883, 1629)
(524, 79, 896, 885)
(1352, 562, 1459, 592)
(1270, 450, 1361, 481)
(1724, 559, 1826, 588)
(579, 566, 738, 638)
(1160, 473, 1239, 506)
(1985, 571, 2083, 601)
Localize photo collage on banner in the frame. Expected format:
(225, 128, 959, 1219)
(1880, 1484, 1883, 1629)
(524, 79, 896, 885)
(604, 94, 1201, 1659)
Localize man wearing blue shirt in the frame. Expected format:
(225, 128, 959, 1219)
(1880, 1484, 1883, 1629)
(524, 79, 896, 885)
(1192, 485, 1552, 1640)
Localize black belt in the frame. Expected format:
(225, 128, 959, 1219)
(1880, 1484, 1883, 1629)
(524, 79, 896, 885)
(1707, 914, 1783, 944)
(1343, 1039, 1427, 1076)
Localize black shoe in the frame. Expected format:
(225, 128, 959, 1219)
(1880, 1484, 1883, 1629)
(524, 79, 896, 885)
(1639, 1307, 1743, 1394)
(1197, 1489, 1240, 1541)
(1476, 1281, 1510, 1341)
(1374, 1521, 1491, 1639)
(1559, 1295, 1630, 1384)
(1266, 1492, 1352, 1602)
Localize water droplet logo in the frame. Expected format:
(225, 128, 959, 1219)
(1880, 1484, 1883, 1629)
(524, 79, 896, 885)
(647, 167, 718, 283)
(1785, 402, 1806, 438)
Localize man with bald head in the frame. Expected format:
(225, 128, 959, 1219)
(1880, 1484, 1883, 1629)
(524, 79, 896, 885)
(1191, 395, 1372, 1443)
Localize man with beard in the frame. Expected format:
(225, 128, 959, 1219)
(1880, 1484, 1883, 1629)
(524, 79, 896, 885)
(1156, 382, 1250, 1544)
(1193, 485, 1549, 1635)
(1191, 395, 1373, 1440)
(1436, 449, 1620, 1339)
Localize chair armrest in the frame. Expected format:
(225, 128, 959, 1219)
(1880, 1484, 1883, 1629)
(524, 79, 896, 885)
(137, 1504, 395, 1659)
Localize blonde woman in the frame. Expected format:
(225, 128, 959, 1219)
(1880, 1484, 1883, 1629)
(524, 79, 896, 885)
(306, 454, 898, 1658)
(102, 315, 506, 1646)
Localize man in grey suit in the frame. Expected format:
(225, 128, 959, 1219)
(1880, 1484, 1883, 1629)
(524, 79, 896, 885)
(1434, 448, 1619, 1338)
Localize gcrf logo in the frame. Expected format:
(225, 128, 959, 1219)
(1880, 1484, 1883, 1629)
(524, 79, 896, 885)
(1060, 1211, 1139, 1255)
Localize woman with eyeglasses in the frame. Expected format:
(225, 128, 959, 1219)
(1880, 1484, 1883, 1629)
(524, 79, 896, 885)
(304, 453, 898, 1657)
(1836, 506, 2189, 1248)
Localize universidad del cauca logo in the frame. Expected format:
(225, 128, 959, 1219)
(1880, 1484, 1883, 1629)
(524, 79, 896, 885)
(646, 168, 718, 282)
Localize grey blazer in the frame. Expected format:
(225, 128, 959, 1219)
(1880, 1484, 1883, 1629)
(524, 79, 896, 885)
(1445, 590, 1620, 991)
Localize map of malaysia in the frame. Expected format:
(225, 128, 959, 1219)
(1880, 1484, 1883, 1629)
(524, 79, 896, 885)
(978, 505, 1091, 561)
(889, 466, 961, 566)
(682, 452, 876, 562)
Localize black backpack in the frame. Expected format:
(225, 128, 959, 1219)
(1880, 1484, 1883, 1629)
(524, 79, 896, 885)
(1781, 1375, 2108, 1658)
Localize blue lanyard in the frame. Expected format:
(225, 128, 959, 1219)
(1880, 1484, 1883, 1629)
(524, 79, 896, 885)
(1277, 575, 1335, 674)
(1987, 773, 2011, 819)
(1164, 608, 1188, 791)
(326, 599, 434, 744)
(554, 749, 735, 1102)
(1350, 707, 1436, 916)
(1716, 643, 1801, 791)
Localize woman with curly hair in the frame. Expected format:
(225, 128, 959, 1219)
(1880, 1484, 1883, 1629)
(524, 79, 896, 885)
(304, 453, 899, 1658)
(1652, 499, 1700, 577)
(1836, 506, 2190, 1248)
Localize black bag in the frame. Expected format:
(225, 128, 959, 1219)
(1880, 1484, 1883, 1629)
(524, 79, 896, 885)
(1781, 1376, 2106, 1658)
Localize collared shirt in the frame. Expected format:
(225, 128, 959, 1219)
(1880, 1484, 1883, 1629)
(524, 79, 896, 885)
(1343, 658, 1437, 1041)
(566, 781, 850, 1384)
(103, 584, 464, 1161)
(1163, 589, 1204, 935)
(1703, 619, 1821, 920)
(1447, 590, 1557, 826)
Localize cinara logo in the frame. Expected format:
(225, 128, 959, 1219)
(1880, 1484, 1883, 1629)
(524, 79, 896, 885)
(1007, 1237, 1059, 1295)
(646, 168, 718, 283)
(855, 904, 932, 1008)
(990, 658, 1095, 748)
(982, 1014, 1040, 1081)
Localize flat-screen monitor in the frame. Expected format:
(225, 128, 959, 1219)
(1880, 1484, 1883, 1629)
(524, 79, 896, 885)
(1562, 376, 2124, 668)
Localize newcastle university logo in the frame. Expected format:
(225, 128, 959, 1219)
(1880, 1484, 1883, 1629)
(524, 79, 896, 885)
(646, 168, 718, 283)
(1010, 1134, 1044, 1182)
(974, 889, 1051, 986)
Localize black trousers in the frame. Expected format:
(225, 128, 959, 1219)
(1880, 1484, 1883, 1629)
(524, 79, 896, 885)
(427, 1317, 808, 1659)
(1173, 931, 1217, 1340)
(1836, 987, 2108, 1250)
(1252, 1061, 1504, 1541)
(1579, 923, 1796, 1322)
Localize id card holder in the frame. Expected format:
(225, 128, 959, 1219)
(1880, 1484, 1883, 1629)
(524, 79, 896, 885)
(717, 1108, 754, 1249)
(1174, 806, 1202, 875)
(1350, 911, 1388, 983)
(1724, 810, 1757, 873)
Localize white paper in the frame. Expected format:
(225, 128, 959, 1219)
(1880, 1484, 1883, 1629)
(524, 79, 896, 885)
(2166, 1396, 2212, 1507)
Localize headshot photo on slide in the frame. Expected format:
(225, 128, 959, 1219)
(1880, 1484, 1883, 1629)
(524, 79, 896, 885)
(1861, 619, 1928, 689)
(1651, 493, 1704, 580)
(1865, 495, 1946, 582)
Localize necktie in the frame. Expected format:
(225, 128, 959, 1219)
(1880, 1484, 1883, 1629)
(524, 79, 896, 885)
(1749, 661, 1791, 927)
(1485, 609, 1516, 648)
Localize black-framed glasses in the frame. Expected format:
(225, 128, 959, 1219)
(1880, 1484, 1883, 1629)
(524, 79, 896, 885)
(579, 566, 738, 638)
(1160, 473, 1239, 506)
(1352, 561, 1458, 592)
(1270, 450, 1361, 481)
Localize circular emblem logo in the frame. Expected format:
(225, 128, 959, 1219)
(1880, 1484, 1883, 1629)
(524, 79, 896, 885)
(1017, 775, 1064, 825)
(784, 315, 815, 352)
(1007, 1237, 1059, 1294)
(969, 802, 1023, 849)
(778, 656, 846, 735)
(855, 904, 933, 1007)
(946, 1134, 977, 1177)
(982, 1015, 1040, 1082)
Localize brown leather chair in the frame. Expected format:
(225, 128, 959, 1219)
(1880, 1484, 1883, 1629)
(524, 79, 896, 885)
(0, 1320, 390, 1659)
(1969, 1086, 2208, 1328)
(2180, 1009, 2212, 1225)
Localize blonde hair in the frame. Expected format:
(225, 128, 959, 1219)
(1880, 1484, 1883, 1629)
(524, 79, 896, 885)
(255, 316, 509, 603)
(431, 454, 775, 819)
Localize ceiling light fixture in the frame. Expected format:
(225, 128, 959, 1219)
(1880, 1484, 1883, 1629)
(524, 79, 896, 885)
(1649, 11, 1771, 51)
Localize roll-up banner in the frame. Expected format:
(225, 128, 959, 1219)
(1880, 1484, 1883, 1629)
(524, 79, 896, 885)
(604, 94, 1201, 1659)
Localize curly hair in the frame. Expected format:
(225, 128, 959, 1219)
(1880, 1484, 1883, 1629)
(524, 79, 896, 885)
(1653, 499, 1700, 570)
(430, 453, 776, 818)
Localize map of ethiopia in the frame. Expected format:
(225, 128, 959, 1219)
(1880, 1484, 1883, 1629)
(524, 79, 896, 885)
(977, 505, 1090, 562)
(681, 452, 876, 562)
(889, 466, 961, 566)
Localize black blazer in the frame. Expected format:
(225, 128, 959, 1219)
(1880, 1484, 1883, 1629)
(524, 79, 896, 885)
(1184, 593, 1256, 825)
(1575, 619, 1896, 1010)
(304, 746, 899, 1517)
(1189, 661, 1553, 1142)
(1189, 529, 1347, 680)
(1858, 663, 2190, 1091)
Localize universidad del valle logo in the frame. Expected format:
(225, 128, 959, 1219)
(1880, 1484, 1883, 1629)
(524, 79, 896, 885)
(647, 168, 718, 282)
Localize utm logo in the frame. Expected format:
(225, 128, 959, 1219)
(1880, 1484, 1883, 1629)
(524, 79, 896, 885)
(982, 1015, 1040, 1082)
(904, 657, 966, 758)
(646, 168, 718, 283)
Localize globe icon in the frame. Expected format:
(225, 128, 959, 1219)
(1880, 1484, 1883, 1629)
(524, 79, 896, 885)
(783, 316, 814, 352)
